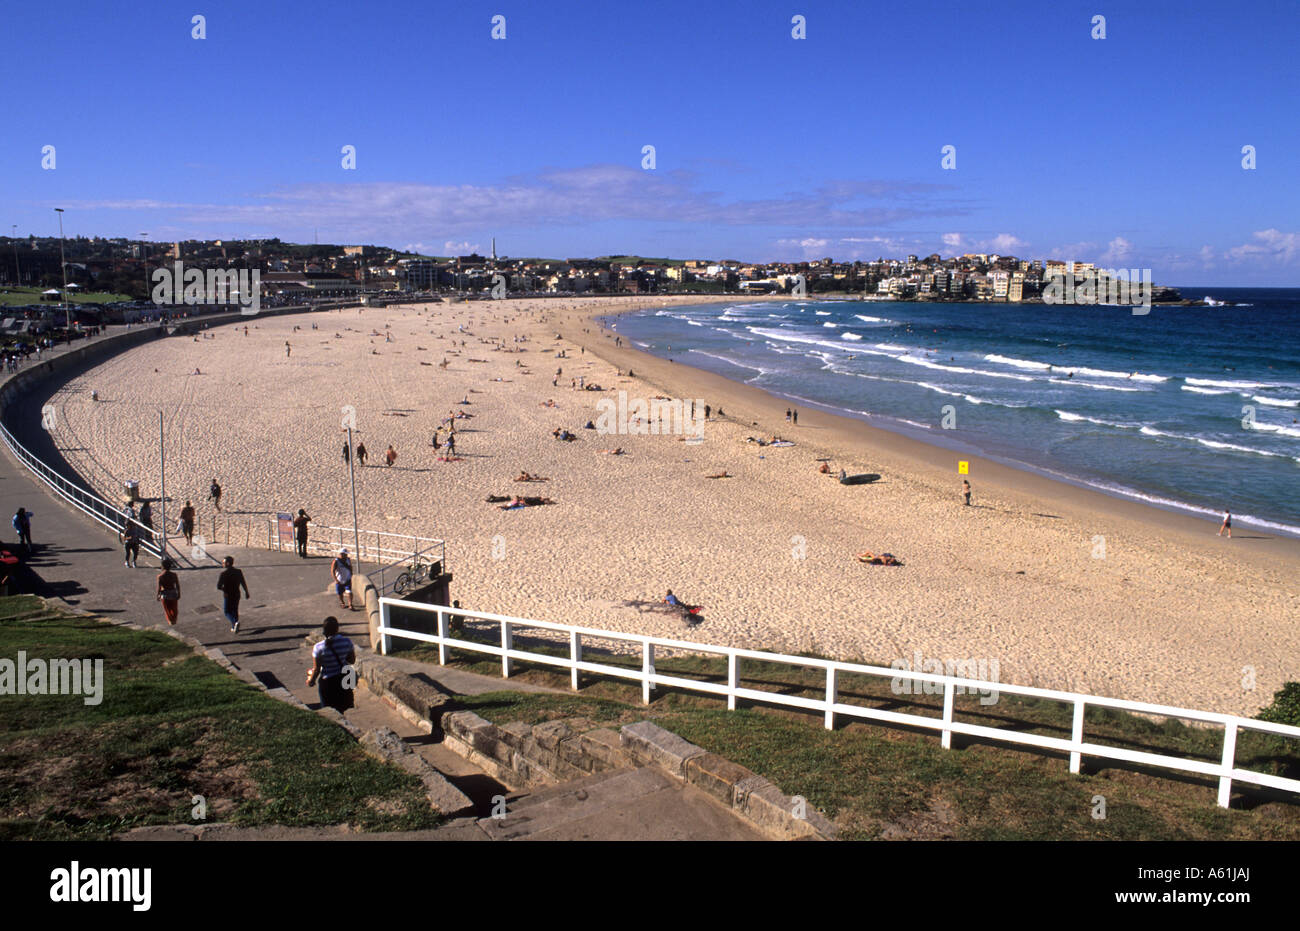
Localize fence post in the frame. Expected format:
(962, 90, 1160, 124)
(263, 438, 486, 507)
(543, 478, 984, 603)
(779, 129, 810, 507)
(727, 652, 738, 710)
(570, 630, 581, 691)
(941, 680, 955, 749)
(824, 666, 837, 730)
(380, 600, 391, 655)
(437, 607, 448, 666)
(642, 641, 654, 705)
(1217, 720, 1239, 808)
(501, 621, 512, 678)
(1070, 700, 1086, 774)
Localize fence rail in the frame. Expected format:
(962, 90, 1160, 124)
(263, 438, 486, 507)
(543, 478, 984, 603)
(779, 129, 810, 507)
(377, 598, 1300, 809)
(0, 419, 162, 559)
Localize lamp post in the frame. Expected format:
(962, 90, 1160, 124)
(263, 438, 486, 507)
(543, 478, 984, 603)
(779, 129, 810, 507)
(140, 233, 153, 321)
(159, 410, 167, 564)
(346, 424, 361, 573)
(54, 208, 67, 313)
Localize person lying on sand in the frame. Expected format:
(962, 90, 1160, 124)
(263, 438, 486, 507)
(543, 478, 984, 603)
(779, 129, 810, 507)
(856, 551, 902, 566)
(663, 589, 703, 620)
(497, 495, 555, 509)
(706, 470, 731, 479)
(553, 428, 578, 441)
(819, 462, 831, 474)
(514, 472, 550, 482)
(599, 447, 624, 455)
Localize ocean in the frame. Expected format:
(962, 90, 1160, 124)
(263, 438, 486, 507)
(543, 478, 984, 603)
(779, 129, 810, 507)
(606, 288, 1300, 536)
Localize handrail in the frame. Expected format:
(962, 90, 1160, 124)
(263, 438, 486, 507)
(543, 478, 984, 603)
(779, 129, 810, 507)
(0, 418, 164, 560)
(377, 597, 1300, 809)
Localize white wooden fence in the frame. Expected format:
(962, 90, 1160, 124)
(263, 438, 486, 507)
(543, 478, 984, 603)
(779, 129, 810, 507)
(378, 597, 1300, 809)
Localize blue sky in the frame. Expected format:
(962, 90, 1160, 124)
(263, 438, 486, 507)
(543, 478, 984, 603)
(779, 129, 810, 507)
(3, 0, 1297, 284)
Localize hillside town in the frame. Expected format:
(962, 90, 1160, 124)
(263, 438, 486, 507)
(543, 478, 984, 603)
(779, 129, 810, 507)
(1, 234, 1183, 333)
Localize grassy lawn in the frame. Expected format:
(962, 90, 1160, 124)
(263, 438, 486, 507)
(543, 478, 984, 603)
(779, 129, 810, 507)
(0, 597, 441, 840)
(398, 625, 1300, 840)
(0, 287, 132, 306)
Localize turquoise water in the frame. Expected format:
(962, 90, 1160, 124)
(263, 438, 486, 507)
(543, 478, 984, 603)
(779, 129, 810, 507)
(607, 289, 1300, 536)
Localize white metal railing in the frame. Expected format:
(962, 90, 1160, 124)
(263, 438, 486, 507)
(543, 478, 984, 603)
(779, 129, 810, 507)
(377, 598, 1300, 809)
(267, 523, 444, 571)
(0, 419, 163, 559)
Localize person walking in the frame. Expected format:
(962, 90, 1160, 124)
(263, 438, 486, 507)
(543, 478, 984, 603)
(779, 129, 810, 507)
(1218, 510, 1232, 538)
(792, 409, 798, 425)
(962, 480, 972, 506)
(217, 556, 249, 633)
(356, 443, 368, 467)
(342, 442, 350, 466)
(138, 500, 154, 544)
(120, 521, 141, 568)
(285, 340, 292, 357)
(292, 509, 312, 558)
(306, 616, 356, 713)
(12, 508, 32, 554)
(446, 432, 456, 457)
(179, 500, 196, 545)
(385, 445, 397, 467)
(156, 557, 181, 627)
(331, 549, 355, 610)
(209, 478, 222, 513)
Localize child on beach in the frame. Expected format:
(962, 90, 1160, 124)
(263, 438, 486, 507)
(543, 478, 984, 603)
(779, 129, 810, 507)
(1218, 510, 1232, 538)
(385, 445, 397, 467)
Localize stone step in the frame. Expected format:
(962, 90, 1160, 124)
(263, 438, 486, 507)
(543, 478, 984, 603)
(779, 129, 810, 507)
(475, 766, 765, 841)
(497, 767, 631, 813)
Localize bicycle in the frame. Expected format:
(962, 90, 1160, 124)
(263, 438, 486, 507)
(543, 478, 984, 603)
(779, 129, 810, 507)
(392, 553, 431, 595)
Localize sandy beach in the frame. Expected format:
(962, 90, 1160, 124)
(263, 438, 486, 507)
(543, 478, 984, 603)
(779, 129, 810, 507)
(46, 295, 1300, 716)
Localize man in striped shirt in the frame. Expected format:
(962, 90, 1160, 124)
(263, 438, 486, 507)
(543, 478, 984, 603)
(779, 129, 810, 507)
(306, 616, 356, 712)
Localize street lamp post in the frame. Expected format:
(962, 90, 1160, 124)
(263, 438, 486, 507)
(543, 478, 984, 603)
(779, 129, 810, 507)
(346, 425, 361, 573)
(159, 410, 167, 564)
(54, 208, 67, 313)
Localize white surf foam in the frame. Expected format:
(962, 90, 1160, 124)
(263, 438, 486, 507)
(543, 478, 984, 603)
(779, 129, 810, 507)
(1252, 395, 1300, 408)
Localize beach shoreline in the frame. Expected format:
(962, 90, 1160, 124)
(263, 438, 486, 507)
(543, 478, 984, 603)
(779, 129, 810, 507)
(562, 298, 1300, 571)
(44, 294, 1300, 716)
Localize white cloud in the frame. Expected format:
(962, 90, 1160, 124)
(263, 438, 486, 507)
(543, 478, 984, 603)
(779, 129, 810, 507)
(985, 233, 1027, 254)
(1100, 236, 1132, 264)
(61, 168, 967, 244)
(1224, 229, 1300, 264)
(941, 232, 964, 251)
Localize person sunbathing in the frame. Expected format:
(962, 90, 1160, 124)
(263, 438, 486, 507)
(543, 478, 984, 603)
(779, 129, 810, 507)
(856, 550, 902, 566)
(515, 471, 550, 482)
(818, 462, 831, 474)
(706, 470, 731, 479)
(599, 447, 624, 455)
(498, 495, 554, 509)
